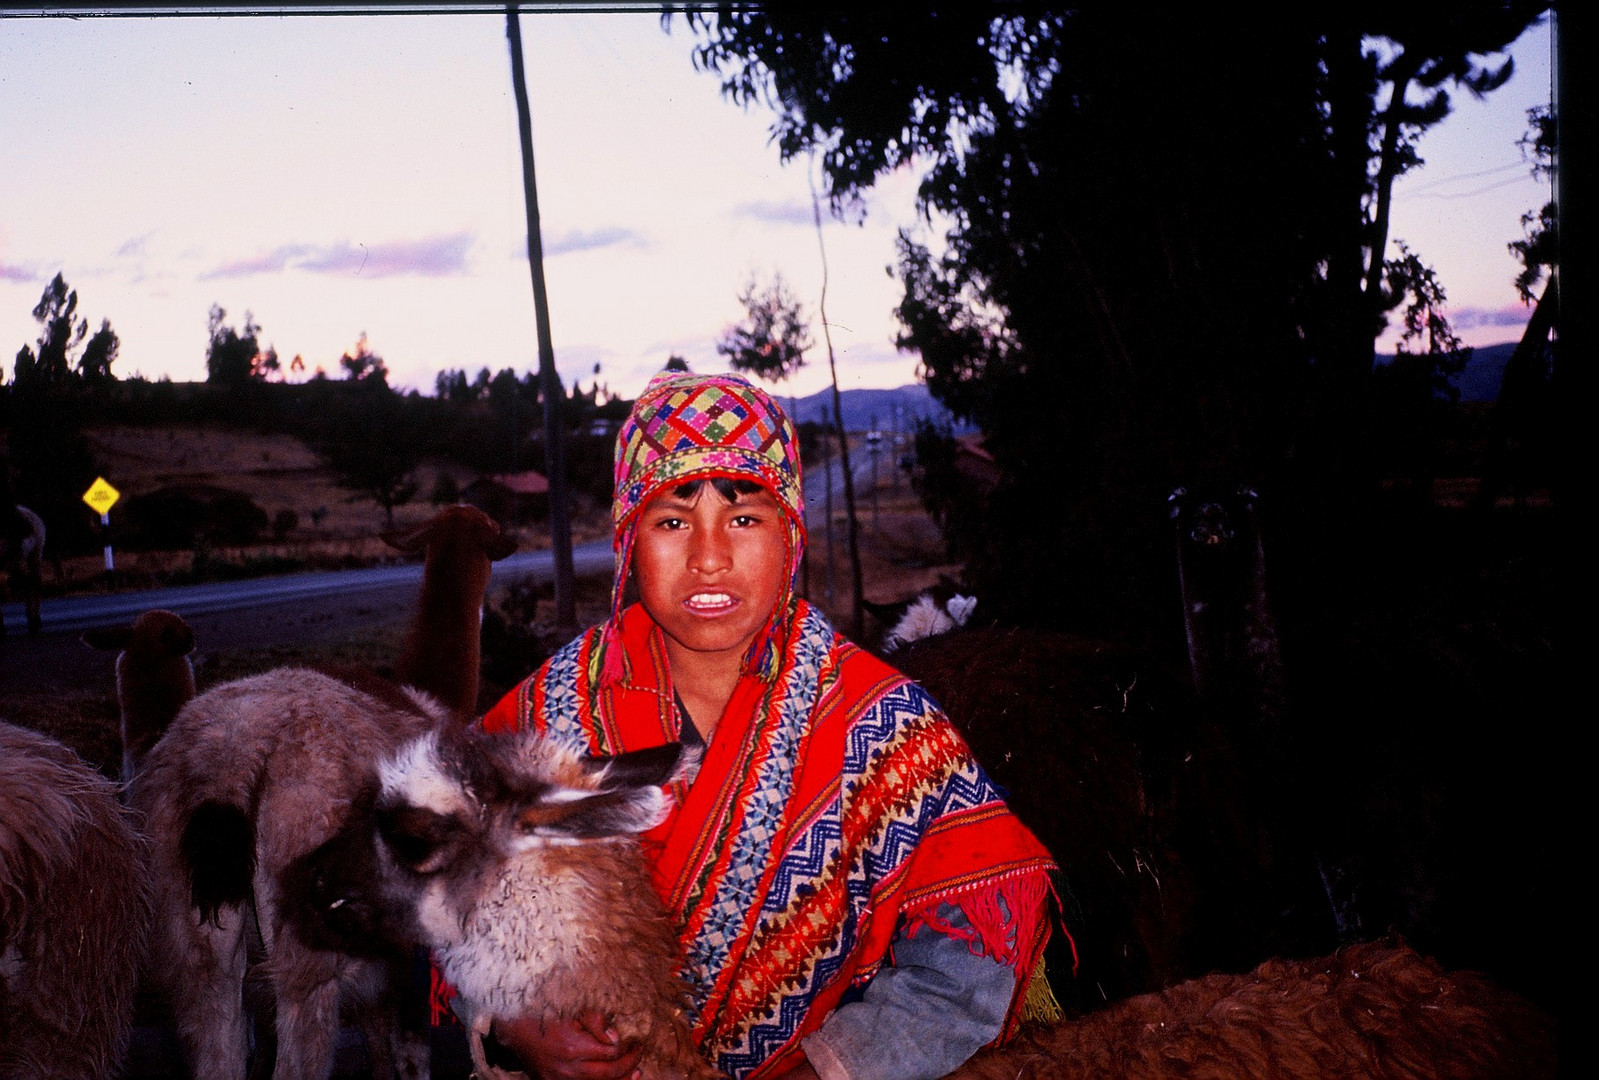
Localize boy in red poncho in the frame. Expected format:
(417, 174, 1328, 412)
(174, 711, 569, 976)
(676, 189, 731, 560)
(476, 372, 1060, 1080)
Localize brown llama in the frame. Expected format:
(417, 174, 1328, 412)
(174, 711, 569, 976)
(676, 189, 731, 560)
(0, 721, 152, 1080)
(382, 504, 518, 719)
(82, 609, 197, 783)
(291, 724, 717, 1080)
(947, 939, 1554, 1080)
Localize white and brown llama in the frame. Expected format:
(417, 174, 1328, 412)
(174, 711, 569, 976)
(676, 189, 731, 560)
(294, 718, 1554, 1080)
(291, 724, 716, 1080)
(127, 505, 516, 1079)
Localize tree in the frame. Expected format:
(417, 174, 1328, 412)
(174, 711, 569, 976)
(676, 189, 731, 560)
(314, 386, 421, 527)
(717, 273, 812, 383)
(11, 272, 121, 392)
(205, 306, 278, 386)
(27, 272, 86, 390)
(339, 332, 388, 385)
(5, 274, 103, 553)
(1475, 101, 1558, 511)
(78, 319, 120, 384)
(680, 5, 1547, 628)
(1509, 104, 1556, 304)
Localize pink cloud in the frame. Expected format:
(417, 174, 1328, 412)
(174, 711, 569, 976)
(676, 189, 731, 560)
(541, 227, 645, 257)
(735, 200, 813, 226)
(202, 233, 473, 280)
(1449, 303, 1534, 331)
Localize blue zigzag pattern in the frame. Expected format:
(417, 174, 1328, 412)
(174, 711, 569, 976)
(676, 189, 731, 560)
(540, 632, 589, 747)
(716, 680, 1006, 1074)
(683, 605, 834, 1016)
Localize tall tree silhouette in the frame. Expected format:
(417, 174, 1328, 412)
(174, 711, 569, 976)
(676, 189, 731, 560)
(13, 273, 86, 392)
(679, 5, 1547, 628)
(5, 274, 101, 554)
(205, 305, 279, 386)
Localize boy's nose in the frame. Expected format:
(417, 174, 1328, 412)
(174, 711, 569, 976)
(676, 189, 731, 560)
(688, 528, 732, 574)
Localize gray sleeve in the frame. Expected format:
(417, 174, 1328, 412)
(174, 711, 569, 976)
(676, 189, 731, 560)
(799, 904, 1015, 1080)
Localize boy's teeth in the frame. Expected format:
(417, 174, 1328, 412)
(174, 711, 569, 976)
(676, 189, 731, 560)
(691, 592, 732, 605)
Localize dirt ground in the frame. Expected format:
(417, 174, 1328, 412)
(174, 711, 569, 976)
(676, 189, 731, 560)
(46, 425, 614, 597)
(4, 432, 951, 775)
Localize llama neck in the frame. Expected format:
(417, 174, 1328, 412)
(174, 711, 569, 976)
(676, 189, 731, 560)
(118, 657, 195, 779)
(395, 555, 490, 717)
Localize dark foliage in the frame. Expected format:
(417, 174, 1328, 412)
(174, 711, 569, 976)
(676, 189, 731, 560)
(204, 305, 279, 387)
(716, 273, 811, 384)
(120, 485, 271, 551)
(2, 275, 112, 556)
(308, 380, 422, 528)
(680, 4, 1549, 636)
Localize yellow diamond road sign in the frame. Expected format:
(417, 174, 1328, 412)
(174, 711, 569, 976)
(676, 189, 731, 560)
(83, 476, 121, 515)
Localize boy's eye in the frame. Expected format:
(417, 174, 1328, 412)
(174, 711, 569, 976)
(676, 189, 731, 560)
(731, 513, 761, 527)
(654, 516, 686, 530)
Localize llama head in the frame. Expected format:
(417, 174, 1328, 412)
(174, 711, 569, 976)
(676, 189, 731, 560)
(1169, 486, 1260, 550)
(82, 609, 196, 663)
(381, 503, 519, 563)
(288, 725, 697, 957)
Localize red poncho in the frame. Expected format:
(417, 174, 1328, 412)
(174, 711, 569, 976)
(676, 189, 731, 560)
(481, 600, 1059, 1079)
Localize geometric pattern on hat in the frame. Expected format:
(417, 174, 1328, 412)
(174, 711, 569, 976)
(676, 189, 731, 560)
(613, 371, 804, 532)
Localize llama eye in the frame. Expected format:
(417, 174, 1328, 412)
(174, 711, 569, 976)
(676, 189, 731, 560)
(379, 806, 459, 872)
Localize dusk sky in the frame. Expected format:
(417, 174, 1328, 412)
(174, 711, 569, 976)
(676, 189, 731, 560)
(0, 9, 1554, 401)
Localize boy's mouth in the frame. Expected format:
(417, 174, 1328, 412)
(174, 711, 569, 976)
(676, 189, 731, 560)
(685, 592, 737, 614)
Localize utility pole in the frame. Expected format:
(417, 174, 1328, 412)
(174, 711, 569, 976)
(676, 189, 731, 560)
(507, 5, 575, 630)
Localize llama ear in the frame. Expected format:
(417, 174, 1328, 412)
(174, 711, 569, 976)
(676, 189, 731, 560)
(591, 743, 697, 791)
(946, 595, 978, 626)
(382, 519, 434, 555)
(518, 785, 671, 840)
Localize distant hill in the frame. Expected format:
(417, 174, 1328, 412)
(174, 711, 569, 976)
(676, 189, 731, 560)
(776, 343, 1518, 436)
(1376, 340, 1518, 402)
(779, 383, 969, 434)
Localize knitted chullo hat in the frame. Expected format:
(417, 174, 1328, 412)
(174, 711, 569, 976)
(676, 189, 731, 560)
(593, 370, 807, 688)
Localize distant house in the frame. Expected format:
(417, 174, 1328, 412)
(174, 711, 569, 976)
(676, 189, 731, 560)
(461, 470, 549, 524)
(953, 433, 1001, 491)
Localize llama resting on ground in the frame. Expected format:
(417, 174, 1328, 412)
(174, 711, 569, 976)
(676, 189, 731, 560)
(0, 721, 152, 1080)
(82, 608, 197, 783)
(291, 724, 717, 1080)
(128, 669, 442, 1080)
(946, 938, 1554, 1080)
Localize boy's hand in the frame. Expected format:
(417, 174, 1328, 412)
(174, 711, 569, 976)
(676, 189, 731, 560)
(492, 1009, 644, 1080)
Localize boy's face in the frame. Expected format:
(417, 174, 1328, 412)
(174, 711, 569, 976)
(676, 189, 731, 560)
(632, 482, 788, 670)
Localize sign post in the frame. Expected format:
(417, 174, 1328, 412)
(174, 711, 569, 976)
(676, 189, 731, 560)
(82, 477, 121, 572)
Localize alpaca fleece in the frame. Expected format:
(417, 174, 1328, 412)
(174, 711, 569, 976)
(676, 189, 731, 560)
(946, 939, 1555, 1080)
(0, 722, 152, 1080)
(129, 667, 442, 1080)
(302, 728, 718, 1080)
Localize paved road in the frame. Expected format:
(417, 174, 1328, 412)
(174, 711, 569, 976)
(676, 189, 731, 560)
(3, 540, 615, 637)
(0, 540, 614, 694)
